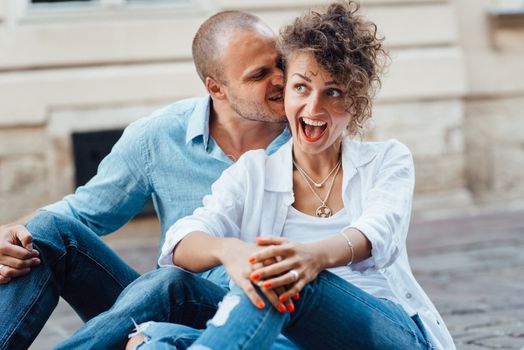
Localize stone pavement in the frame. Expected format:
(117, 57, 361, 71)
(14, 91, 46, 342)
(29, 209, 524, 349)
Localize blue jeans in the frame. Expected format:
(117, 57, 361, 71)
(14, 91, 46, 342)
(189, 271, 433, 350)
(54, 267, 229, 349)
(54, 266, 297, 350)
(0, 211, 140, 350)
(133, 322, 297, 350)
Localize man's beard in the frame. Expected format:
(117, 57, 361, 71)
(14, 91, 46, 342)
(229, 93, 286, 123)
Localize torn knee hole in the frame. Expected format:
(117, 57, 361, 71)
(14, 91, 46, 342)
(127, 320, 153, 349)
(209, 294, 240, 327)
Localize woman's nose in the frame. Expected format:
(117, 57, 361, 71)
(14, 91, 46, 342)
(306, 93, 325, 117)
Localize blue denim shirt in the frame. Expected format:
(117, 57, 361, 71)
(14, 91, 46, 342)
(43, 96, 290, 248)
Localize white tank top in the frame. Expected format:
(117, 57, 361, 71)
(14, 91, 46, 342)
(282, 206, 400, 304)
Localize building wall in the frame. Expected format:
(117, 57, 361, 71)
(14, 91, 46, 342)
(458, 0, 524, 209)
(0, 0, 522, 223)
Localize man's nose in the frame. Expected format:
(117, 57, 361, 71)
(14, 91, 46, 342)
(270, 72, 284, 89)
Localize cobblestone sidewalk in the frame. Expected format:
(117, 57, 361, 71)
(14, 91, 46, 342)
(29, 210, 524, 349)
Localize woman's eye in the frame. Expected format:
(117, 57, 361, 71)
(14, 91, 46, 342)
(294, 84, 306, 93)
(326, 89, 342, 97)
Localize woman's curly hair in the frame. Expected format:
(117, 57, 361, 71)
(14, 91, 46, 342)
(279, 1, 388, 135)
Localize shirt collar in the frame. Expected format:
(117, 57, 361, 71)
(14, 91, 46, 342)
(264, 137, 378, 193)
(185, 95, 212, 146)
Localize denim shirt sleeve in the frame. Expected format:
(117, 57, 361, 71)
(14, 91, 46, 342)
(349, 140, 415, 271)
(158, 159, 247, 267)
(43, 119, 153, 236)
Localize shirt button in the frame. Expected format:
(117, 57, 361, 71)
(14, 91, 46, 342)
(405, 292, 412, 299)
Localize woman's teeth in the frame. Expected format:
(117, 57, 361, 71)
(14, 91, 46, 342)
(300, 117, 327, 142)
(302, 117, 327, 126)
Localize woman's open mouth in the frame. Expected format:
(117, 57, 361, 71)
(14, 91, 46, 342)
(300, 117, 327, 142)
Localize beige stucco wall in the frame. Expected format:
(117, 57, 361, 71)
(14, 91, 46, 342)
(0, 0, 523, 223)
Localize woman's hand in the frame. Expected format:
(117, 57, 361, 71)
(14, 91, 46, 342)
(248, 236, 327, 304)
(218, 237, 294, 312)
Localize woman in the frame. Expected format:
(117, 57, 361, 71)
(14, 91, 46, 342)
(135, 1, 455, 349)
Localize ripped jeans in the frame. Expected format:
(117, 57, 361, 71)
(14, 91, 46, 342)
(140, 271, 432, 350)
(55, 267, 297, 350)
(132, 321, 297, 350)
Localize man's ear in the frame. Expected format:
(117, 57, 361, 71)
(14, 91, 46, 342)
(205, 77, 226, 100)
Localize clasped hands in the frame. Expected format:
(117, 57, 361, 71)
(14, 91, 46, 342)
(0, 224, 40, 284)
(245, 236, 324, 313)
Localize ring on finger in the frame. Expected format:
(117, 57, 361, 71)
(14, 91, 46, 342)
(289, 269, 299, 282)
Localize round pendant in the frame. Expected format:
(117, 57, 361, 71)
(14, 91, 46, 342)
(315, 205, 332, 218)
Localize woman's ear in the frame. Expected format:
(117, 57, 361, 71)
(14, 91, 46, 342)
(205, 77, 226, 100)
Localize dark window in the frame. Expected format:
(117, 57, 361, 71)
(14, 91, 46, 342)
(72, 129, 155, 217)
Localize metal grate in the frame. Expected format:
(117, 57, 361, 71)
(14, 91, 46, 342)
(72, 129, 155, 216)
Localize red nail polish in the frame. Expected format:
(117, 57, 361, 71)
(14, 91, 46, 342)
(263, 282, 272, 288)
(292, 293, 300, 300)
(287, 303, 295, 312)
(278, 304, 286, 313)
(250, 273, 261, 281)
(279, 295, 287, 302)
(248, 256, 256, 263)
(257, 301, 266, 309)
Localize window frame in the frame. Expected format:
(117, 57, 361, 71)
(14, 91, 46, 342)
(15, 0, 204, 23)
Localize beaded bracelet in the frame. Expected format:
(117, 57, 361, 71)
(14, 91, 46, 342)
(340, 232, 354, 266)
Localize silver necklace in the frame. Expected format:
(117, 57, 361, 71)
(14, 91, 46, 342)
(294, 160, 342, 218)
(293, 159, 341, 188)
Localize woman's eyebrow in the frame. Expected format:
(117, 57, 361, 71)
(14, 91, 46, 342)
(291, 73, 311, 82)
(291, 73, 337, 86)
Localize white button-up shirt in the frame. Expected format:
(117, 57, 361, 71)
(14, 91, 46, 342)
(160, 137, 455, 350)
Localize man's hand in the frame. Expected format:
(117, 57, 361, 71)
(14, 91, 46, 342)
(0, 224, 40, 284)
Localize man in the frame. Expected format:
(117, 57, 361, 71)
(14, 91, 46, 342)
(0, 11, 289, 349)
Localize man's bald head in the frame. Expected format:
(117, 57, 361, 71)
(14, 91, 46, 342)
(192, 11, 274, 84)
